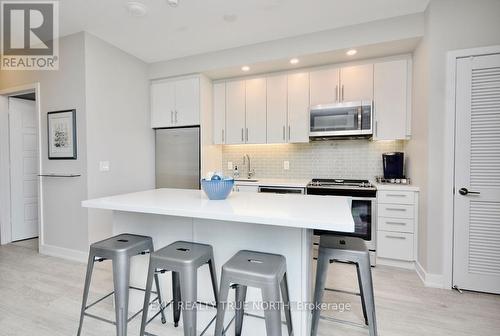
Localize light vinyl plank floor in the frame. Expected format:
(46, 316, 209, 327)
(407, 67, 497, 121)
(0, 243, 499, 336)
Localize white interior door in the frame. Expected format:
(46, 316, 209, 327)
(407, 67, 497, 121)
(453, 54, 500, 294)
(9, 97, 39, 241)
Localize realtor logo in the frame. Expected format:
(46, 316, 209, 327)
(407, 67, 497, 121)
(1, 1, 59, 70)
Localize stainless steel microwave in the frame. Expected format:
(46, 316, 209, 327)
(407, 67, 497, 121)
(309, 101, 373, 138)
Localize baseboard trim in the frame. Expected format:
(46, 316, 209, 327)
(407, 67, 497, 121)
(415, 261, 448, 289)
(376, 257, 415, 270)
(40, 243, 87, 263)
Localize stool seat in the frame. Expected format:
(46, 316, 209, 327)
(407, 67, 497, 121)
(91, 233, 153, 259)
(223, 250, 286, 285)
(320, 235, 368, 252)
(152, 241, 214, 270)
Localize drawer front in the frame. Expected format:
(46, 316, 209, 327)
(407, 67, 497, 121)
(378, 190, 415, 204)
(377, 231, 414, 261)
(378, 217, 414, 233)
(378, 204, 414, 219)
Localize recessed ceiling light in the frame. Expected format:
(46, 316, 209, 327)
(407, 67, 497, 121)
(127, 1, 148, 17)
(290, 58, 299, 65)
(346, 49, 357, 56)
(167, 0, 179, 7)
(241, 66, 250, 72)
(223, 14, 238, 23)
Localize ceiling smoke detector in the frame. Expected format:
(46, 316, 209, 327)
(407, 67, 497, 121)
(167, 0, 180, 7)
(127, 2, 148, 17)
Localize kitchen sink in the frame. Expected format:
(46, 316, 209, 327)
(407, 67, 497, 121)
(234, 179, 259, 182)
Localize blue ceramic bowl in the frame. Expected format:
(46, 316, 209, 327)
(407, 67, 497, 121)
(201, 178, 234, 200)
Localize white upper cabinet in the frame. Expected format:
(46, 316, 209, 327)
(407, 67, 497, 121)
(340, 64, 374, 101)
(266, 74, 288, 143)
(373, 59, 411, 140)
(213, 82, 226, 145)
(225, 80, 246, 144)
(310, 68, 340, 105)
(245, 78, 267, 144)
(287, 72, 310, 143)
(151, 76, 200, 128)
(151, 80, 175, 128)
(175, 77, 200, 126)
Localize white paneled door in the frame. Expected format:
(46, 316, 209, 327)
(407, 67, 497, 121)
(453, 54, 500, 294)
(9, 97, 39, 241)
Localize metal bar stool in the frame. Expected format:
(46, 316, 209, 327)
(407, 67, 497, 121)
(311, 235, 378, 336)
(214, 250, 293, 336)
(77, 233, 167, 336)
(140, 241, 219, 336)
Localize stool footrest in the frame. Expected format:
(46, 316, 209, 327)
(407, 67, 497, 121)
(324, 287, 361, 297)
(319, 315, 368, 329)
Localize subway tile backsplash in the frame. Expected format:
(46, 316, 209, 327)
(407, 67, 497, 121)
(221, 140, 405, 180)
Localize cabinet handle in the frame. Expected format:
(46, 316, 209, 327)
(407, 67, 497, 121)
(288, 125, 291, 141)
(241, 128, 244, 142)
(283, 126, 285, 140)
(386, 221, 406, 225)
(341, 85, 344, 101)
(386, 207, 406, 211)
(171, 110, 174, 123)
(222, 129, 225, 143)
(386, 194, 407, 197)
(385, 235, 406, 240)
(335, 85, 338, 102)
(175, 110, 178, 123)
(375, 121, 378, 137)
(246, 128, 248, 142)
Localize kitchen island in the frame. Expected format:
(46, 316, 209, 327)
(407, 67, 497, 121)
(82, 188, 354, 336)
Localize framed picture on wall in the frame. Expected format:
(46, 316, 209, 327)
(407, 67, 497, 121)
(47, 109, 77, 160)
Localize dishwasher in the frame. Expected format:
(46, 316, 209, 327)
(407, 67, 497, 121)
(258, 186, 306, 194)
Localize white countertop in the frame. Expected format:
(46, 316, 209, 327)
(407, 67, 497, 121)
(82, 188, 354, 232)
(373, 182, 420, 192)
(234, 178, 310, 188)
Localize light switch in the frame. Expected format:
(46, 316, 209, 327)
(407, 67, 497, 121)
(99, 161, 110, 172)
(284, 161, 290, 170)
(227, 161, 233, 170)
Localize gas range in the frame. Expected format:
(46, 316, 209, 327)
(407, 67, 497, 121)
(306, 178, 377, 197)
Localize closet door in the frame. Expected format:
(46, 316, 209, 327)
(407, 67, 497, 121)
(453, 53, 500, 294)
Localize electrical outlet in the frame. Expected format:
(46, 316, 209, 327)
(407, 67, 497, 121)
(99, 161, 110, 172)
(227, 161, 233, 170)
(284, 161, 290, 170)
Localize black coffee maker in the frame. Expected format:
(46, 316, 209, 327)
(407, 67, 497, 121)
(383, 152, 405, 179)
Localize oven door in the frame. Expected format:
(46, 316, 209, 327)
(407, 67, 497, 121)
(309, 101, 373, 137)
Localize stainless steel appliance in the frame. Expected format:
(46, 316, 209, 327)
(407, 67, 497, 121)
(306, 178, 377, 265)
(155, 127, 200, 189)
(258, 186, 306, 194)
(309, 100, 373, 139)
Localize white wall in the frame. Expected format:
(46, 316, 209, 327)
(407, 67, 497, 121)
(148, 13, 424, 79)
(84, 33, 154, 244)
(407, 0, 500, 279)
(0, 33, 89, 253)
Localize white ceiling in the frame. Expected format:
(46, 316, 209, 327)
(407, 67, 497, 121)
(59, 0, 429, 63)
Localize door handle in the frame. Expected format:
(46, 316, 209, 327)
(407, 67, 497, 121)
(458, 187, 480, 196)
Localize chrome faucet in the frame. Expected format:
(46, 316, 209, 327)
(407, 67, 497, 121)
(243, 154, 255, 179)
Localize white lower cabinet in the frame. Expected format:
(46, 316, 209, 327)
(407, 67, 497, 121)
(376, 189, 418, 266)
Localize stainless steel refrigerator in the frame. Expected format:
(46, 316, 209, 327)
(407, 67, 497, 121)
(155, 127, 200, 189)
